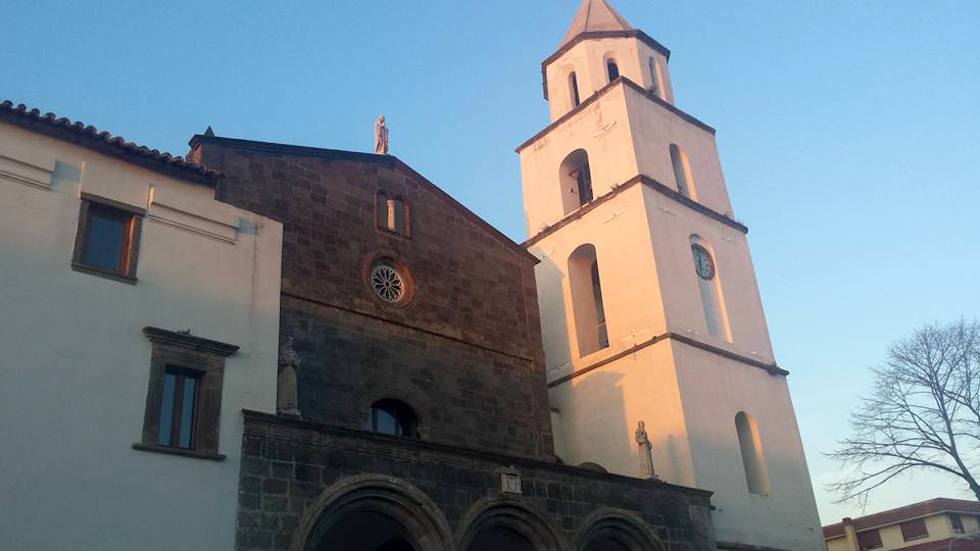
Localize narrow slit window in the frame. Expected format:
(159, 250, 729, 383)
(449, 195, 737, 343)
(649, 58, 666, 99)
(569, 72, 581, 107)
(376, 191, 409, 237)
(606, 60, 619, 82)
(670, 144, 695, 198)
(735, 411, 770, 496)
(559, 149, 593, 214)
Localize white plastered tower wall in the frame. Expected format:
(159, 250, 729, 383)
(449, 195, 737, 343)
(0, 119, 283, 551)
(519, 1, 823, 549)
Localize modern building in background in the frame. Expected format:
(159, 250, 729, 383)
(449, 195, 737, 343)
(824, 498, 980, 551)
(0, 101, 283, 550)
(519, 1, 824, 549)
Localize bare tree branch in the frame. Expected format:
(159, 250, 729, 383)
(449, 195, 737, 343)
(828, 319, 980, 503)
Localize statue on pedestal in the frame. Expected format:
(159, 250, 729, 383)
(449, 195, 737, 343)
(277, 337, 301, 417)
(374, 115, 389, 155)
(635, 420, 658, 480)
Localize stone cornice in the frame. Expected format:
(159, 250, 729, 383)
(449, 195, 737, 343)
(241, 409, 715, 500)
(142, 326, 240, 357)
(547, 331, 787, 388)
(523, 174, 747, 248)
(517, 76, 715, 155)
(541, 30, 671, 100)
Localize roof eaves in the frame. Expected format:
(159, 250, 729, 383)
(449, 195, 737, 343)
(0, 100, 222, 186)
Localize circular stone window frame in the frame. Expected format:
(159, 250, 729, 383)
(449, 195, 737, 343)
(363, 253, 415, 308)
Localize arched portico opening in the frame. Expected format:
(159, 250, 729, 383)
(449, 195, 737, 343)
(575, 509, 665, 551)
(457, 498, 564, 551)
(292, 475, 453, 551)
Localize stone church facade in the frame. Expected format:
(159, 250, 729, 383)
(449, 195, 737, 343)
(187, 134, 717, 550)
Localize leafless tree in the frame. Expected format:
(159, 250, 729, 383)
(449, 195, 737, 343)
(829, 319, 980, 504)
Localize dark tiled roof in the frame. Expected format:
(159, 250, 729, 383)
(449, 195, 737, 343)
(0, 100, 221, 186)
(823, 498, 980, 538)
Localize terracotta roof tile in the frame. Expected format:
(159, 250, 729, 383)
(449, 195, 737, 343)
(0, 100, 221, 186)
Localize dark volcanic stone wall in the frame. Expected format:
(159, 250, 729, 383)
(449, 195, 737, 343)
(236, 413, 717, 551)
(191, 137, 552, 459)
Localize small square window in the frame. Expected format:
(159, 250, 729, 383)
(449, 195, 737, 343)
(899, 518, 928, 541)
(857, 529, 883, 550)
(72, 194, 143, 282)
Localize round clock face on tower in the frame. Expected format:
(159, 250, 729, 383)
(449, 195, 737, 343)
(691, 244, 716, 280)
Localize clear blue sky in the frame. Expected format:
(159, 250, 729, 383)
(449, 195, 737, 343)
(3, 0, 977, 524)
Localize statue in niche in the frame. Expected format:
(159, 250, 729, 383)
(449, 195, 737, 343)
(374, 115, 389, 155)
(277, 337, 301, 417)
(635, 420, 658, 479)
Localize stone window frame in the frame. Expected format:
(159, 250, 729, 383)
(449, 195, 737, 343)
(133, 327, 239, 461)
(71, 192, 145, 284)
(375, 190, 411, 238)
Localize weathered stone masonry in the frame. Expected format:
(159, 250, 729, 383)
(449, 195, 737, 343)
(189, 135, 720, 550)
(237, 412, 717, 551)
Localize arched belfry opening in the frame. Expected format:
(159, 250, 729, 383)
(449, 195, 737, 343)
(606, 59, 620, 82)
(559, 149, 594, 214)
(568, 244, 609, 357)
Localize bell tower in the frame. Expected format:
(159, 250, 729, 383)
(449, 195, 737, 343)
(518, 1, 824, 550)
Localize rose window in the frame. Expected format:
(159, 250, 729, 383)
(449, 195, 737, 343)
(370, 263, 405, 303)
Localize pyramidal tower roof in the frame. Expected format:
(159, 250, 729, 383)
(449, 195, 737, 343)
(559, 0, 634, 47)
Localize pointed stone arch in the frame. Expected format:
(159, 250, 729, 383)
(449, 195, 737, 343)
(456, 497, 566, 551)
(291, 474, 453, 551)
(574, 508, 666, 551)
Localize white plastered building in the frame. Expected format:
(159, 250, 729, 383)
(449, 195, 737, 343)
(0, 102, 282, 551)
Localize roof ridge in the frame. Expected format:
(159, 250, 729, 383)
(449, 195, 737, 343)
(560, 0, 634, 48)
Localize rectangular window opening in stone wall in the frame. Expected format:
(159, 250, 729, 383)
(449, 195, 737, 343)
(133, 327, 239, 461)
(376, 190, 410, 237)
(71, 193, 144, 284)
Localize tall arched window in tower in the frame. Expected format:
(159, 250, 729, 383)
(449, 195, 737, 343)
(559, 149, 594, 214)
(568, 244, 609, 357)
(569, 71, 582, 108)
(606, 59, 620, 82)
(735, 412, 770, 496)
(690, 235, 732, 341)
(670, 144, 696, 199)
(649, 58, 666, 99)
